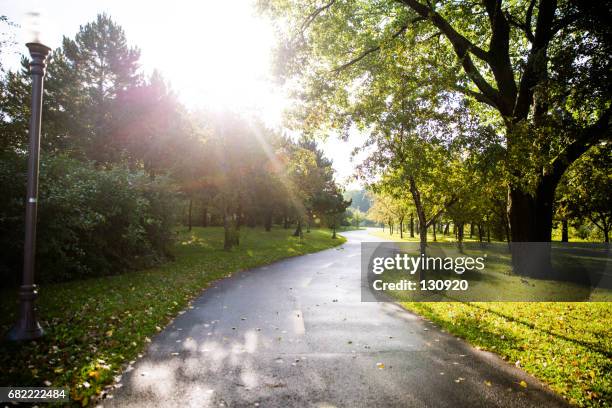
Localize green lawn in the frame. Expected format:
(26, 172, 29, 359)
(400, 302, 611, 407)
(370, 230, 611, 405)
(0, 226, 345, 406)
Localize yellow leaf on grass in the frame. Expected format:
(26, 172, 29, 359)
(106, 330, 113, 337)
(484, 381, 492, 387)
(519, 381, 528, 388)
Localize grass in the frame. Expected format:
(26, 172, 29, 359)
(400, 302, 611, 407)
(373, 226, 607, 244)
(376, 242, 612, 302)
(370, 228, 484, 243)
(0, 226, 345, 406)
(368, 229, 612, 405)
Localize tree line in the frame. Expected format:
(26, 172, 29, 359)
(0, 14, 349, 286)
(260, 0, 611, 278)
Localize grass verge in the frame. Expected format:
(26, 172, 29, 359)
(0, 226, 345, 406)
(400, 302, 611, 407)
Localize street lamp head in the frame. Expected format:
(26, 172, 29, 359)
(24, 11, 51, 51)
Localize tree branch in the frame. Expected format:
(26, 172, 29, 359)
(331, 21, 413, 72)
(397, 0, 489, 61)
(483, 0, 517, 112)
(426, 195, 457, 228)
(453, 85, 497, 108)
(549, 106, 612, 184)
(525, 0, 536, 42)
(396, 0, 505, 114)
(300, 0, 336, 36)
(513, 0, 557, 121)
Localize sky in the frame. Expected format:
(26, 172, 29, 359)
(0, 0, 366, 189)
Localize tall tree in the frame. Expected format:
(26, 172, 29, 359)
(261, 0, 612, 275)
(62, 13, 141, 163)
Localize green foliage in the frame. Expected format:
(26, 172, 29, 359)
(0, 152, 178, 285)
(557, 143, 612, 242)
(0, 227, 345, 405)
(260, 0, 612, 244)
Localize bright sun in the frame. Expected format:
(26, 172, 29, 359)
(138, 1, 286, 126)
(8, 0, 287, 126)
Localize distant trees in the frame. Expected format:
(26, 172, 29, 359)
(556, 144, 612, 243)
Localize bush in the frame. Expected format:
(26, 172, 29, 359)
(0, 152, 178, 286)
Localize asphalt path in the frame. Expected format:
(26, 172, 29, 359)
(106, 229, 568, 407)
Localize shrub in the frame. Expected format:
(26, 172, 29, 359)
(0, 152, 178, 286)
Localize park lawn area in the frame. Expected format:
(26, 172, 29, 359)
(374, 229, 612, 405)
(0, 226, 345, 406)
(371, 228, 490, 243)
(400, 301, 611, 407)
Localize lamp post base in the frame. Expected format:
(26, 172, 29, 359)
(7, 284, 44, 341)
(7, 322, 44, 342)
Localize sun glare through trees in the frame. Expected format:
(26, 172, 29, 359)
(0, 1, 610, 407)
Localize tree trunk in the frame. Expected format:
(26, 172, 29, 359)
(223, 206, 232, 251)
(469, 222, 474, 238)
(432, 220, 437, 242)
(444, 223, 449, 236)
(410, 213, 414, 237)
(236, 203, 243, 229)
(264, 211, 273, 232)
(399, 216, 404, 239)
(561, 219, 569, 242)
(202, 206, 208, 227)
(478, 223, 484, 242)
(408, 177, 428, 280)
(293, 220, 303, 238)
(188, 198, 193, 232)
(234, 215, 240, 246)
(283, 216, 289, 229)
(508, 176, 557, 277)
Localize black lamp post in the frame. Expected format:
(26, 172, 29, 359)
(7, 33, 51, 341)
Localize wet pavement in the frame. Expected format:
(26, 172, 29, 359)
(106, 229, 567, 407)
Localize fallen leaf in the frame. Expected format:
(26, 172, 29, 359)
(519, 381, 528, 388)
(376, 362, 385, 369)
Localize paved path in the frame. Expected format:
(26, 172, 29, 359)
(107, 230, 567, 407)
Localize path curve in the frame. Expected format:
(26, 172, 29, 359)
(106, 229, 567, 407)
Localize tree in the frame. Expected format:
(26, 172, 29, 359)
(557, 143, 612, 243)
(62, 13, 141, 164)
(261, 0, 612, 275)
(315, 186, 351, 238)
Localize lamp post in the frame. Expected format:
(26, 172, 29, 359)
(7, 20, 51, 341)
